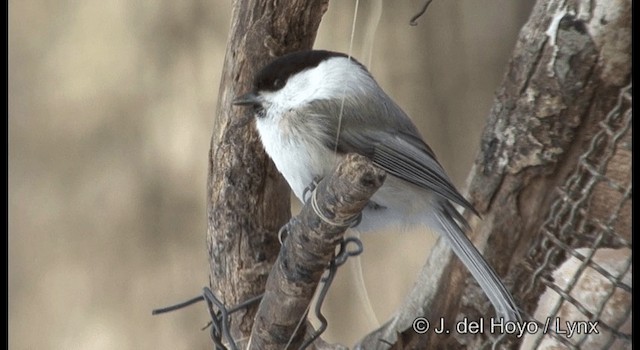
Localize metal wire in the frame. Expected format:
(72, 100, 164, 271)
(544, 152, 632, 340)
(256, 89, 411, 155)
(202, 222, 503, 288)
(152, 288, 263, 350)
(409, 0, 434, 26)
(299, 237, 364, 350)
(510, 83, 632, 350)
(152, 237, 363, 350)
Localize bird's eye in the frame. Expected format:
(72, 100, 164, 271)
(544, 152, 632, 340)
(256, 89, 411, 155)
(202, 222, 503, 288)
(273, 78, 284, 89)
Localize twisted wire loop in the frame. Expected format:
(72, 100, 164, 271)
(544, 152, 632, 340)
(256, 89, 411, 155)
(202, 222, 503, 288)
(302, 177, 322, 204)
(152, 288, 263, 350)
(310, 185, 362, 229)
(154, 171, 370, 349)
(279, 176, 366, 348)
(301, 176, 363, 230)
(300, 237, 364, 350)
(279, 220, 295, 244)
(151, 237, 363, 350)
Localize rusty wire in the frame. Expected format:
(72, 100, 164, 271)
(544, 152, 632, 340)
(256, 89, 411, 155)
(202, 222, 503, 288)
(488, 83, 633, 350)
(152, 236, 363, 350)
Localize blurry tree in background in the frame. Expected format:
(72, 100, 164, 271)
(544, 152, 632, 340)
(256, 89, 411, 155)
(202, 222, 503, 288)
(9, 1, 533, 349)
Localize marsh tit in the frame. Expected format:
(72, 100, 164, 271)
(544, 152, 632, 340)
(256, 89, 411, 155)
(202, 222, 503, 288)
(233, 50, 520, 321)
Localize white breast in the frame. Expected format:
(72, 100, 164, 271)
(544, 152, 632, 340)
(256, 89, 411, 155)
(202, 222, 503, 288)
(253, 55, 377, 202)
(255, 114, 340, 201)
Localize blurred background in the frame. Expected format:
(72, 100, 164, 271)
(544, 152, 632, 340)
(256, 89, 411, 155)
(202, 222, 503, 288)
(8, 1, 533, 349)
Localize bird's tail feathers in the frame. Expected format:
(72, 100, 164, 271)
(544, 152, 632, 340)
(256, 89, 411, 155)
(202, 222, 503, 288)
(434, 204, 521, 322)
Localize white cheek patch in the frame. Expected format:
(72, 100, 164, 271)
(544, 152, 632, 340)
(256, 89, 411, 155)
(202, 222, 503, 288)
(254, 56, 377, 199)
(262, 56, 375, 113)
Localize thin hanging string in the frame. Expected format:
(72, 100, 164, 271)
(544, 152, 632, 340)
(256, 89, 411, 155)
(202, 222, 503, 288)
(363, 0, 382, 68)
(341, 0, 383, 332)
(350, 0, 383, 330)
(332, 0, 360, 158)
(285, 5, 360, 346)
(283, 302, 312, 350)
(287, 2, 358, 334)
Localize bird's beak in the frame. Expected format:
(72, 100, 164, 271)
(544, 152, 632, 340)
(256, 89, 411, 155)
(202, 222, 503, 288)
(232, 92, 261, 106)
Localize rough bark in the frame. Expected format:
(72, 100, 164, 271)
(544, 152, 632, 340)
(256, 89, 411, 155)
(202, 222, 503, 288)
(357, 0, 631, 348)
(249, 154, 386, 349)
(207, 0, 329, 342)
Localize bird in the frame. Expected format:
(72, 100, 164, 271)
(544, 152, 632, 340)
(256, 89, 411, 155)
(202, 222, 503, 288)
(233, 49, 520, 322)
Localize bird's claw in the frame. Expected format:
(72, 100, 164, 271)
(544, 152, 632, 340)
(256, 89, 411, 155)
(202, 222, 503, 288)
(349, 212, 362, 228)
(302, 176, 323, 203)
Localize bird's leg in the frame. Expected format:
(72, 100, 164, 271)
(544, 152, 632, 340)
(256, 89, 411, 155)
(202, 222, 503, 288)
(302, 176, 323, 203)
(349, 213, 362, 228)
(349, 201, 385, 228)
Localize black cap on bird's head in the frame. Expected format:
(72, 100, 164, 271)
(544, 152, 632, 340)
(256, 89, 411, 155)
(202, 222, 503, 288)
(232, 50, 363, 107)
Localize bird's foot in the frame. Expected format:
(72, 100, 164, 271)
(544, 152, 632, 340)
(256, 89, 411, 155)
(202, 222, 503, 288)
(302, 176, 323, 203)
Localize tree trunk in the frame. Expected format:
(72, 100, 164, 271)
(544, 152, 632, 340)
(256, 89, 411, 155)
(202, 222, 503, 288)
(207, 0, 329, 342)
(357, 0, 631, 348)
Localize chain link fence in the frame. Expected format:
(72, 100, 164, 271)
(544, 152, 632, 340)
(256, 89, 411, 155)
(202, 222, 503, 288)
(515, 84, 632, 349)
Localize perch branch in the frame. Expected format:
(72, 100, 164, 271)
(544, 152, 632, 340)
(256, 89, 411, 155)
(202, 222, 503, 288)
(249, 154, 386, 350)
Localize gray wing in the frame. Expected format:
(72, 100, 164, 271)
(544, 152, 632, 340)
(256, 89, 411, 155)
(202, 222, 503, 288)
(339, 126, 478, 215)
(306, 95, 477, 215)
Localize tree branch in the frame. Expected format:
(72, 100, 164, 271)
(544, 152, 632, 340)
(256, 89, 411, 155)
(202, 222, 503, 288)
(249, 154, 386, 350)
(208, 0, 329, 341)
